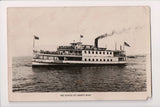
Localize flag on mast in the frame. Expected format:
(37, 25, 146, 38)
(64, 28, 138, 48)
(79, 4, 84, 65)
(124, 42, 130, 47)
(80, 35, 83, 38)
(80, 35, 83, 42)
(33, 35, 39, 49)
(34, 35, 39, 40)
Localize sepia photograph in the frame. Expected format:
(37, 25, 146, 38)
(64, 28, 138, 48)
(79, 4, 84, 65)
(7, 6, 151, 101)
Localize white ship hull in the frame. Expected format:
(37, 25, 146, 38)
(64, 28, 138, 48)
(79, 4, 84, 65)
(32, 60, 126, 66)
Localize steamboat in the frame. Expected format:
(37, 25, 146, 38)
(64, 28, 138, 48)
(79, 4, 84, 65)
(32, 34, 130, 66)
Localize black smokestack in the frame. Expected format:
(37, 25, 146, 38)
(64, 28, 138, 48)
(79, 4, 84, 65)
(94, 31, 115, 48)
(95, 38, 99, 48)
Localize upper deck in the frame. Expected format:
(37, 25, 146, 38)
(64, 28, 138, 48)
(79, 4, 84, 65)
(58, 42, 106, 51)
(34, 41, 126, 57)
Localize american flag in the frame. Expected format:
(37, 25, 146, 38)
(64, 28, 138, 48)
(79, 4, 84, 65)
(124, 42, 130, 47)
(34, 35, 39, 40)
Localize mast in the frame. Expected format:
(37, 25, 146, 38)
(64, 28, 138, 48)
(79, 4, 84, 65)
(33, 35, 39, 50)
(33, 35, 35, 50)
(115, 42, 117, 50)
(80, 35, 83, 43)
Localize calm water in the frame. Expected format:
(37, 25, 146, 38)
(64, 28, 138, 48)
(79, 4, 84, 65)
(12, 56, 146, 92)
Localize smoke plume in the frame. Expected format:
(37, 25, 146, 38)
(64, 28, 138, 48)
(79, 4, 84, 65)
(95, 25, 143, 40)
(94, 25, 143, 48)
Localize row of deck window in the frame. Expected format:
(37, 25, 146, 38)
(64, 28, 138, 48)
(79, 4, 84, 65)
(84, 51, 112, 55)
(84, 58, 112, 62)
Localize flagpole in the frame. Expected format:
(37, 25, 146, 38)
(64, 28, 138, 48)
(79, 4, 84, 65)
(115, 42, 117, 50)
(123, 44, 125, 51)
(80, 35, 83, 43)
(33, 35, 35, 50)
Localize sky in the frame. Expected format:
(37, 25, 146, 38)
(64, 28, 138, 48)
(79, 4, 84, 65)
(7, 7, 150, 56)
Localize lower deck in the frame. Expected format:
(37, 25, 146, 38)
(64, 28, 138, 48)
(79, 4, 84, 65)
(32, 60, 126, 66)
(32, 50, 126, 66)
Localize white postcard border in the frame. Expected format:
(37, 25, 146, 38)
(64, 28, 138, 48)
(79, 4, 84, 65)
(1, 2, 160, 106)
